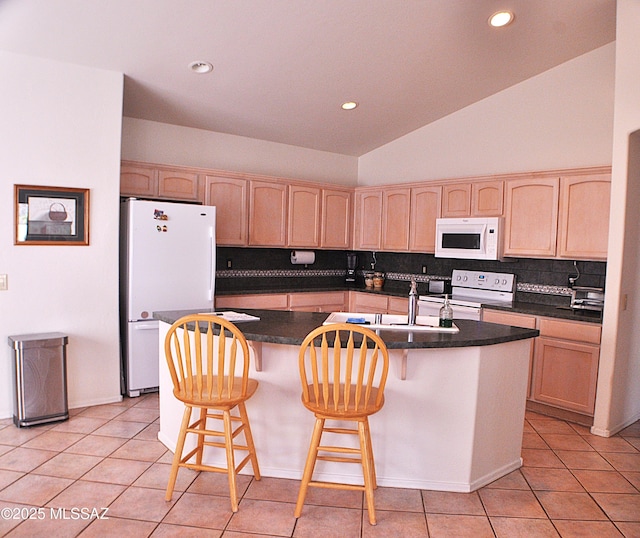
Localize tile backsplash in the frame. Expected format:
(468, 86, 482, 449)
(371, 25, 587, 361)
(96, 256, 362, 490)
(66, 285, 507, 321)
(216, 246, 606, 304)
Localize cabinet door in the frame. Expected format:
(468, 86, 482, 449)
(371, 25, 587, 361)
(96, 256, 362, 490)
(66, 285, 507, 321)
(354, 190, 383, 250)
(321, 189, 352, 249)
(120, 164, 158, 197)
(557, 174, 611, 260)
(382, 188, 411, 251)
(442, 183, 471, 217)
(158, 170, 201, 201)
(288, 185, 321, 248)
(409, 185, 441, 252)
(504, 178, 559, 258)
(204, 175, 248, 246)
(472, 180, 503, 216)
(532, 337, 600, 415)
(249, 180, 288, 246)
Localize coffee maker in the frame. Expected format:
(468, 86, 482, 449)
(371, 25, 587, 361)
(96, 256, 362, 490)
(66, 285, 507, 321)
(346, 252, 357, 283)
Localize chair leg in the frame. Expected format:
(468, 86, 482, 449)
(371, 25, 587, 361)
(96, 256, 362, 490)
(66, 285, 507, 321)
(294, 417, 325, 518)
(358, 420, 377, 525)
(238, 402, 261, 480)
(195, 407, 207, 466)
(223, 409, 239, 512)
(363, 418, 377, 489)
(166, 405, 192, 501)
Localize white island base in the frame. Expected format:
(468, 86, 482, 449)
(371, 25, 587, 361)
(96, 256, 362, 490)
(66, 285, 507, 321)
(158, 321, 531, 493)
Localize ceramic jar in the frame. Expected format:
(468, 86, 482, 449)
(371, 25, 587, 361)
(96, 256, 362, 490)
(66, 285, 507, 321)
(364, 272, 375, 288)
(373, 272, 385, 289)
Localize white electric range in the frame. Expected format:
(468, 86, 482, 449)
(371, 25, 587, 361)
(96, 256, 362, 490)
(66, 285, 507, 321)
(418, 269, 515, 321)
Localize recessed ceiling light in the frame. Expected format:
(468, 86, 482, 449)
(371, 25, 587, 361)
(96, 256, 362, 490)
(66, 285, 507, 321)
(489, 10, 514, 27)
(341, 101, 358, 110)
(189, 61, 213, 74)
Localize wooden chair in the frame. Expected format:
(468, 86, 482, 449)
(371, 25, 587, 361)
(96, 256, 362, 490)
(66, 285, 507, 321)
(294, 323, 389, 525)
(164, 314, 260, 512)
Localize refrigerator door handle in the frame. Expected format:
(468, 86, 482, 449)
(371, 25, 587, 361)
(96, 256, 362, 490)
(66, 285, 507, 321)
(208, 226, 215, 302)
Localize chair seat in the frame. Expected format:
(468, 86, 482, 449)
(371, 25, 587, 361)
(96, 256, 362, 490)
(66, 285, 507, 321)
(301, 384, 384, 418)
(174, 377, 258, 408)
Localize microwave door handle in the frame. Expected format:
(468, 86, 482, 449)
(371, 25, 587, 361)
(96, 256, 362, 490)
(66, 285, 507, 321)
(479, 224, 487, 248)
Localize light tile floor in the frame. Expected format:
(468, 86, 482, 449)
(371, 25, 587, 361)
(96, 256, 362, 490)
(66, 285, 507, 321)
(0, 393, 638, 537)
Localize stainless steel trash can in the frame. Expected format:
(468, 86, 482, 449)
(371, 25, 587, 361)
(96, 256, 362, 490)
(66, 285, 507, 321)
(8, 332, 69, 427)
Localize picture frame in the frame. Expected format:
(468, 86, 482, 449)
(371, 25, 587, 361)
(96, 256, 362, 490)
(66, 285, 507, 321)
(14, 185, 90, 245)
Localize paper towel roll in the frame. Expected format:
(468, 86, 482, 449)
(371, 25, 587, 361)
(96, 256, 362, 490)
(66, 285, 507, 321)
(290, 250, 315, 265)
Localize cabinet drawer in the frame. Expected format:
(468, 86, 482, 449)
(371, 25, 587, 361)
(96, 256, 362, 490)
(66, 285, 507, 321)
(288, 292, 346, 308)
(482, 310, 537, 329)
(388, 297, 409, 314)
(350, 292, 388, 311)
(539, 318, 601, 344)
(216, 294, 288, 310)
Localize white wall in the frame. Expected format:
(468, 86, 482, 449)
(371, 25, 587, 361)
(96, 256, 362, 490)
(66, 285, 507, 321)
(0, 51, 123, 417)
(358, 43, 615, 185)
(122, 118, 358, 186)
(593, 0, 640, 436)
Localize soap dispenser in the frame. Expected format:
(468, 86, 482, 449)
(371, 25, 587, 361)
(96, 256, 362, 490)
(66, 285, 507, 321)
(408, 280, 418, 326)
(439, 294, 454, 328)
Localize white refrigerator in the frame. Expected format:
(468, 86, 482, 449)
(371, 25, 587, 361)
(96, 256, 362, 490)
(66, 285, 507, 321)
(120, 199, 216, 396)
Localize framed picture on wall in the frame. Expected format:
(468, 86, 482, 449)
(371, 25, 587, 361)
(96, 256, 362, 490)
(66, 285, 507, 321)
(14, 185, 90, 245)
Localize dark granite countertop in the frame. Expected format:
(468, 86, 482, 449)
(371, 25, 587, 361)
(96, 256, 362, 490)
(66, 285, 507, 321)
(154, 308, 539, 350)
(481, 301, 603, 324)
(216, 286, 603, 325)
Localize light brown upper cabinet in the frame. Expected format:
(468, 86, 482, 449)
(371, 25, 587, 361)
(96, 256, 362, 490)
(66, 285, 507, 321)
(204, 175, 248, 246)
(382, 188, 411, 251)
(120, 163, 158, 197)
(504, 177, 560, 258)
(557, 174, 611, 260)
(321, 188, 352, 249)
(471, 180, 503, 216)
(442, 183, 471, 217)
(157, 170, 201, 201)
(288, 184, 321, 248)
(248, 180, 288, 247)
(353, 190, 383, 250)
(409, 185, 442, 252)
(120, 162, 201, 201)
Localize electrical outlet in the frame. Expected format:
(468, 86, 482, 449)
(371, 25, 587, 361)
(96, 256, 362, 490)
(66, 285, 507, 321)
(0, 274, 7, 291)
(226, 259, 232, 269)
(422, 265, 427, 274)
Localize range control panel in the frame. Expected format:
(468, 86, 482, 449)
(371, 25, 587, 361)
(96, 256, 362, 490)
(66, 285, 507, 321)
(451, 270, 515, 293)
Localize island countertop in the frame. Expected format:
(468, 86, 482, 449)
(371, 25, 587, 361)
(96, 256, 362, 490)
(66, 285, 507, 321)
(156, 307, 537, 493)
(153, 308, 539, 349)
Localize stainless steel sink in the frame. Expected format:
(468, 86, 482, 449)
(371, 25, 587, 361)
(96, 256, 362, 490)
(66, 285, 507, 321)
(323, 312, 459, 332)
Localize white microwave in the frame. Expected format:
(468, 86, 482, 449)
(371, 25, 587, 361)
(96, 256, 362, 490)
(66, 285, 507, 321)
(435, 217, 503, 260)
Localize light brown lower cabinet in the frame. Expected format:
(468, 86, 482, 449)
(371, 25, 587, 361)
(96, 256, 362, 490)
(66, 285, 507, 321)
(349, 292, 409, 315)
(532, 318, 601, 415)
(287, 291, 348, 313)
(483, 309, 601, 420)
(215, 293, 289, 310)
(215, 291, 347, 313)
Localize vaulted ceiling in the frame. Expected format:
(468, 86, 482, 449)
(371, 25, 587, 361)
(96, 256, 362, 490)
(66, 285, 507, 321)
(0, 0, 616, 156)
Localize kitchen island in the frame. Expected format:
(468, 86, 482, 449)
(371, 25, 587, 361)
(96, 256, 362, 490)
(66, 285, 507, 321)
(154, 308, 539, 492)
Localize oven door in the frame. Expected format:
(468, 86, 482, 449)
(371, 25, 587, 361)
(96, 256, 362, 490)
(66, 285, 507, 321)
(418, 299, 482, 321)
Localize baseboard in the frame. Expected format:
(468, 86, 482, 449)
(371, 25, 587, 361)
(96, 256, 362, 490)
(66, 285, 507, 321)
(525, 400, 593, 427)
